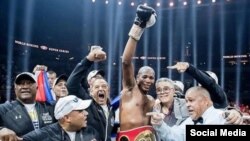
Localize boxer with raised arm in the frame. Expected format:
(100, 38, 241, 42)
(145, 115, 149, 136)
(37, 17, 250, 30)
(117, 4, 157, 141)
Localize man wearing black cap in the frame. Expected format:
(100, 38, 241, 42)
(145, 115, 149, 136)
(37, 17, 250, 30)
(52, 74, 69, 101)
(0, 72, 56, 141)
(67, 45, 115, 141)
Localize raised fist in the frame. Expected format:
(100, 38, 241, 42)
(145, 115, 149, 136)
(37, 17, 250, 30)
(128, 5, 157, 41)
(134, 5, 157, 28)
(33, 65, 48, 73)
(86, 45, 107, 62)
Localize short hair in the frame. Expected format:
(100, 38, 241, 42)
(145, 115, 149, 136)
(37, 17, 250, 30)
(155, 78, 175, 88)
(47, 70, 56, 74)
(138, 66, 155, 76)
(90, 77, 109, 88)
(186, 86, 211, 100)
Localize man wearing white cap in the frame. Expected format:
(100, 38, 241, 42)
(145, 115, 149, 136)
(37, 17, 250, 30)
(22, 95, 100, 141)
(67, 45, 115, 141)
(87, 69, 105, 88)
(173, 80, 185, 98)
(0, 72, 56, 141)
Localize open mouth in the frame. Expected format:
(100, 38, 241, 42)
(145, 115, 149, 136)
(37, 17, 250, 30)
(98, 92, 105, 99)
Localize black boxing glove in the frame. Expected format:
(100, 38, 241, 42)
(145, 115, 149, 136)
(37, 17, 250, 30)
(129, 5, 157, 41)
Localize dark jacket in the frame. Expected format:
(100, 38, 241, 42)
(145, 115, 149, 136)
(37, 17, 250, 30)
(67, 58, 115, 141)
(22, 122, 100, 141)
(186, 64, 228, 108)
(0, 100, 56, 136)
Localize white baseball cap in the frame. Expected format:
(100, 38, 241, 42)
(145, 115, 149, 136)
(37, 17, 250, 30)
(173, 80, 184, 93)
(87, 70, 105, 82)
(15, 72, 36, 84)
(54, 95, 92, 120)
(205, 71, 218, 84)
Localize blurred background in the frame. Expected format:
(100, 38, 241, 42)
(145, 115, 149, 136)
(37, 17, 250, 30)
(0, 0, 249, 107)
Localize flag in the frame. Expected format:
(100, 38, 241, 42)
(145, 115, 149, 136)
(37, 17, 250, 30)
(35, 71, 55, 104)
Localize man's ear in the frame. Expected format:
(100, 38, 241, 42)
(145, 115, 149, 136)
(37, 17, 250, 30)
(136, 74, 139, 83)
(63, 115, 71, 123)
(88, 88, 93, 97)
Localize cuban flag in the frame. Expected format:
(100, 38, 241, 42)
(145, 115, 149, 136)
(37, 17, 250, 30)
(35, 71, 55, 104)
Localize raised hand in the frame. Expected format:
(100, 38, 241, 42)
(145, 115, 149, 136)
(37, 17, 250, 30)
(33, 64, 48, 73)
(86, 45, 107, 62)
(134, 5, 157, 28)
(167, 62, 190, 73)
(146, 112, 165, 126)
(129, 4, 157, 41)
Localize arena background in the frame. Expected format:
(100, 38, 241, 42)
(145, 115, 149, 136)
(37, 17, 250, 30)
(0, 0, 249, 105)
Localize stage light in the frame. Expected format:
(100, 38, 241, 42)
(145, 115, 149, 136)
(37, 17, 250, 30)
(105, 0, 109, 4)
(92, 0, 95, 3)
(183, 1, 187, 6)
(118, 1, 122, 5)
(197, 0, 202, 5)
(169, 2, 174, 7)
(156, 2, 161, 7)
(143, 3, 147, 6)
(131, 2, 135, 6)
(212, 0, 216, 3)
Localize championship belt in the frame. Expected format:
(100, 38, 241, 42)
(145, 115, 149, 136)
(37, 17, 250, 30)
(116, 126, 156, 141)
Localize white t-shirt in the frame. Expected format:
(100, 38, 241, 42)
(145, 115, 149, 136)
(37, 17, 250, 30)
(24, 103, 39, 130)
(101, 105, 109, 119)
(65, 131, 76, 141)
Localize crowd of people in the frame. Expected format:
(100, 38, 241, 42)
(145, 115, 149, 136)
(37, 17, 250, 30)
(0, 4, 249, 141)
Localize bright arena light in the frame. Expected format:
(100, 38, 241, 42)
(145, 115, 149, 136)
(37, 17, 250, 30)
(169, 2, 174, 7)
(156, 2, 161, 7)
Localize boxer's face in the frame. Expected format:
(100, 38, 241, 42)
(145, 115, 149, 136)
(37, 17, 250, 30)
(137, 70, 155, 94)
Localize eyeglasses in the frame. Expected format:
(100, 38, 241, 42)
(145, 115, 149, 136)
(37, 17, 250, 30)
(156, 87, 173, 93)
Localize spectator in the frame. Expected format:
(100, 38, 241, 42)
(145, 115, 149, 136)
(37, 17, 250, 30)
(22, 95, 100, 141)
(148, 86, 227, 141)
(0, 72, 56, 141)
(173, 80, 185, 98)
(154, 78, 189, 127)
(52, 74, 68, 101)
(67, 45, 115, 141)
